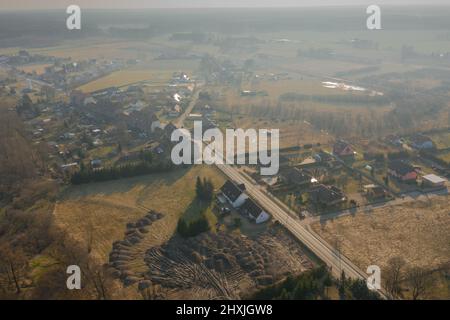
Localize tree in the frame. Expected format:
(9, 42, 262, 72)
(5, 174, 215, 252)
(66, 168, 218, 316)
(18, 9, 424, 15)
(384, 256, 406, 298)
(195, 176, 203, 199)
(177, 219, 188, 236)
(348, 279, 380, 300)
(406, 267, 433, 300)
(0, 244, 27, 294)
(41, 85, 56, 101)
(338, 270, 347, 299)
(195, 176, 214, 202)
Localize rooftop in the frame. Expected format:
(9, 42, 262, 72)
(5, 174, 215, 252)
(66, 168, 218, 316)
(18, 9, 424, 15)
(422, 174, 447, 184)
(220, 180, 246, 202)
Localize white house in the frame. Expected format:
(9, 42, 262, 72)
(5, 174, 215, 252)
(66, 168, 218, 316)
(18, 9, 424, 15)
(220, 180, 248, 208)
(422, 174, 447, 188)
(240, 198, 270, 224)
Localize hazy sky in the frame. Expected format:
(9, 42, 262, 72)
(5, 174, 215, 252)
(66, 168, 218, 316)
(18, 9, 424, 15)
(0, 0, 447, 10)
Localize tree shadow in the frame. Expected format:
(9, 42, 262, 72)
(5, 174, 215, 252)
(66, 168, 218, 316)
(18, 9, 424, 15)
(59, 166, 191, 201)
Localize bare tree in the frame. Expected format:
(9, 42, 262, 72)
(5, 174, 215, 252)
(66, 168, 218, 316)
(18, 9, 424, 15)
(406, 267, 433, 300)
(0, 244, 27, 294)
(384, 256, 406, 298)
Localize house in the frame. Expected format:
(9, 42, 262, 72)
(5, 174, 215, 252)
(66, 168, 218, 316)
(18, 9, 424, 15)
(240, 198, 270, 224)
(422, 174, 447, 188)
(388, 160, 418, 181)
(154, 145, 164, 154)
(279, 167, 317, 187)
(333, 140, 354, 157)
(220, 180, 248, 208)
(313, 151, 333, 163)
(308, 184, 346, 207)
(410, 134, 434, 150)
(298, 157, 317, 167)
(385, 134, 403, 147)
(83, 96, 97, 106)
(363, 184, 386, 198)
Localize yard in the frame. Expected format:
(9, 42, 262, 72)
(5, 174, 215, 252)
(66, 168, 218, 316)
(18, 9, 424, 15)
(312, 196, 450, 299)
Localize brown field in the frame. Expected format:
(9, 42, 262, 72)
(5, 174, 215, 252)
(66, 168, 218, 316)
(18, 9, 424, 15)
(77, 61, 197, 93)
(54, 165, 226, 264)
(77, 69, 164, 92)
(234, 118, 333, 149)
(247, 79, 359, 98)
(29, 39, 149, 60)
(17, 63, 52, 75)
(312, 197, 450, 289)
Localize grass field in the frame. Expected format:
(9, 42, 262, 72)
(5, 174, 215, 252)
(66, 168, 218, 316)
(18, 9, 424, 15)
(17, 63, 52, 75)
(312, 196, 450, 298)
(77, 69, 168, 92)
(77, 60, 197, 92)
(54, 165, 226, 264)
(429, 132, 450, 150)
(28, 39, 149, 60)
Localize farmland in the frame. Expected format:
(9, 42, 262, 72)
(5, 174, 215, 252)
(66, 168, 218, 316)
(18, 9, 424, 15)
(54, 165, 225, 263)
(16, 63, 52, 75)
(77, 60, 198, 93)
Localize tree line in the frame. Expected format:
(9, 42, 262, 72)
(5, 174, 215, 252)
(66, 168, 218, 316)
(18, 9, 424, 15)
(71, 161, 174, 185)
(251, 266, 381, 300)
(176, 215, 210, 238)
(195, 176, 214, 202)
(280, 92, 389, 106)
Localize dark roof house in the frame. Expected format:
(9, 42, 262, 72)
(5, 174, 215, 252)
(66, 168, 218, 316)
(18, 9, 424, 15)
(388, 160, 417, 181)
(280, 167, 315, 186)
(240, 198, 270, 224)
(309, 184, 346, 206)
(410, 134, 434, 150)
(220, 180, 247, 207)
(333, 140, 354, 157)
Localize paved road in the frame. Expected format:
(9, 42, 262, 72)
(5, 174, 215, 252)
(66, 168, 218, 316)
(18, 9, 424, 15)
(174, 86, 201, 128)
(217, 162, 389, 299)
